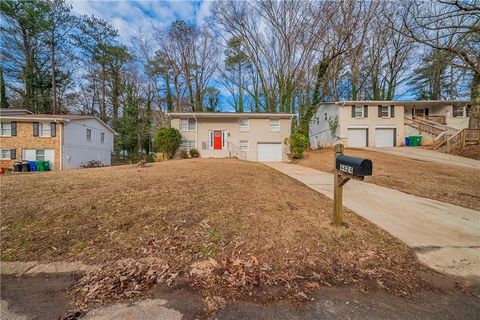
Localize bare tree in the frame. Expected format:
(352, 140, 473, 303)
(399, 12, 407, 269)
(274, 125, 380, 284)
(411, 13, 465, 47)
(392, 0, 480, 126)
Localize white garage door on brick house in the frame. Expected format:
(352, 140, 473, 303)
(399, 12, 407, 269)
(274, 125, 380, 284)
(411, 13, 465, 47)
(347, 128, 368, 147)
(375, 128, 396, 147)
(257, 143, 283, 162)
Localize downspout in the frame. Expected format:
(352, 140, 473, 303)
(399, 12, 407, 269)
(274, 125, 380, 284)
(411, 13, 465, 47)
(338, 102, 346, 143)
(59, 120, 62, 170)
(193, 114, 198, 150)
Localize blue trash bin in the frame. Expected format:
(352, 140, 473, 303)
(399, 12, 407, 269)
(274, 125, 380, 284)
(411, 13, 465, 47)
(405, 136, 410, 146)
(28, 160, 37, 172)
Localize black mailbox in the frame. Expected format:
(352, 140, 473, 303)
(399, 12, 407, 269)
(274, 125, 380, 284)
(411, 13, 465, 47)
(335, 155, 372, 177)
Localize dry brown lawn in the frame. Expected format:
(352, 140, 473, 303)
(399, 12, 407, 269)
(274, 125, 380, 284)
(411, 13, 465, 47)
(294, 149, 480, 211)
(1, 159, 426, 311)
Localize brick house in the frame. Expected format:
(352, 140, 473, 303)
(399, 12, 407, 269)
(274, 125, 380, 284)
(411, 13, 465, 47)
(0, 109, 116, 170)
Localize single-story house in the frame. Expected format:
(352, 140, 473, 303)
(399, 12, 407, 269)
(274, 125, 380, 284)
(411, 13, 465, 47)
(309, 100, 471, 148)
(0, 109, 116, 170)
(168, 112, 293, 162)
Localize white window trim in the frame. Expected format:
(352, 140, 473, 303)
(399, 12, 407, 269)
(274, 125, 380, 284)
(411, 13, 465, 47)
(354, 106, 364, 118)
(222, 131, 227, 149)
(180, 140, 196, 150)
(86, 128, 92, 142)
(100, 132, 105, 144)
(39, 122, 51, 137)
(36, 149, 46, 161)
(415, 108, 425, 117)
(1, 122, 12, 137)
(0, 149, 11, 160)
(239, 140, 249, 151)
(270, 119, 280, 132)
(208, 130, 213, 149)
(180, 118, 196, 131)
(379, 106, 391, 118)
(239, 119, 249, 132)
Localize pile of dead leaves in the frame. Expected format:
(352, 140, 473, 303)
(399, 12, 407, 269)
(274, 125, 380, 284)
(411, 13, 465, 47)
(70, 258, 179, 309)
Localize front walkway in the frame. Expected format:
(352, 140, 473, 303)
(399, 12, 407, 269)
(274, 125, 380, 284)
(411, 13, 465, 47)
(365, 147, 479, 170)
(266, 162, 480, 280)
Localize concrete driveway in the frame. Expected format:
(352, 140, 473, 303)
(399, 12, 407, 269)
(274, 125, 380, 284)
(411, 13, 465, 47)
(266, 162, 480, 280)
(365, 147, 480, 170)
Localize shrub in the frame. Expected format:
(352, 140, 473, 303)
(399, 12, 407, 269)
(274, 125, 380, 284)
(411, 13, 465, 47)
(145, 154, 156, 163)
(289, 133, 308, 159)
(180, 149, 189, 159)
(154, 127, 182, 159)
(189, 148, 200, 158)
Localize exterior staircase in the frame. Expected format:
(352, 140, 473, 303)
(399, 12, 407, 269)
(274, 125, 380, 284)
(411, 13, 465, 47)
(404, 117, 480, 153)
(227, 142, 247, 160)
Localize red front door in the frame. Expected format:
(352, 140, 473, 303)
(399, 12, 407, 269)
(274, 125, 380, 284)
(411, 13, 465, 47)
(213, 130, 222, 150)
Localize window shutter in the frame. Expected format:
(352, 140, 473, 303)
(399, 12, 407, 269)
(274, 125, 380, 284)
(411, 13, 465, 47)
(10, 149, 16, 160)
(364, 105, 368, 118)
(351, 105, 355, 118)
(390, 105, 395, 118)
(50, 122, 56, 137)
(378, 106, 382, 117)
(33, 122, 39, 137)
(11, 122, 17, 136)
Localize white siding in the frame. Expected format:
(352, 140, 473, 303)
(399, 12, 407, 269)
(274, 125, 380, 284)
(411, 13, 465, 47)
(309, 104, 341, 149)
(63, 119, 114, 169)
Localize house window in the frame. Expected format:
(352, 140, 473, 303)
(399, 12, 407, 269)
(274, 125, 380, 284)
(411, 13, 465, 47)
(86, 128, 92, 142)
(354, 106, 364, 118)
(36, 149, 46, 161)
(380, 106, 390, 118)
(270, 119, 280, 131)
(239, 119, 249, 131)
(1, 122, 12, 136)
(180, 118, 196, 131)
(324, 113, 327, 121)
(101, 132, 105, 144)
(453, 105, 465, 117)
(0, 149, 11, 160)
(181, 140, 196, 150)
(39, 123, 51, 137)
(239, 140, 249, 151)
(415, 108, 425, 117)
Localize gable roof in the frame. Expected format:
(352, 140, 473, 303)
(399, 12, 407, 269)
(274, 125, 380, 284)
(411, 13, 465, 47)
(318, 100, 470, 107)
(0, 112, 117, 134)
(167, 112, 293, 119)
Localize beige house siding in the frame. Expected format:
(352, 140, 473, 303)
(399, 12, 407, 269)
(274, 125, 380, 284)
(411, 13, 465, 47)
(340, 105, 404, 147)
(404, 104, 469, 130)
(170, 114, 292, 161)
(0, 121, 62, 170)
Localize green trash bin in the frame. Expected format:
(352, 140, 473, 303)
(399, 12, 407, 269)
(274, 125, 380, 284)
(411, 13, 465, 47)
(409, 136, 422, 147)
(35, 161, 50, 171)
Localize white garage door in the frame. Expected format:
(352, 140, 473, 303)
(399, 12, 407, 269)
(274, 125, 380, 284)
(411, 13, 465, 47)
(257, 143, 283, 162)
(375, 128, 395, 147)
(347, 129, 367, 147)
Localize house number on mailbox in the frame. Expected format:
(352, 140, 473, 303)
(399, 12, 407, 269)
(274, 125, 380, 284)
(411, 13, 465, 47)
(339, 164, 353, 174)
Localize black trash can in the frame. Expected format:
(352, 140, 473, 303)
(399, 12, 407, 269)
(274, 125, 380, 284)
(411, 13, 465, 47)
(21, 161, 30, 172)
(13, 162, 22, 172)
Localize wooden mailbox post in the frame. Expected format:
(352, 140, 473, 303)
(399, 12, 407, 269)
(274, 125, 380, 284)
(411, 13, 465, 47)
(333, 144, 373, 226)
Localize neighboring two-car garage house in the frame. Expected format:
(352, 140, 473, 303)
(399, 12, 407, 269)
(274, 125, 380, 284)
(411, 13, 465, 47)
(309, 100, 471, 149)
(168, 112, 293, 162)
(0, 109, 115, 170)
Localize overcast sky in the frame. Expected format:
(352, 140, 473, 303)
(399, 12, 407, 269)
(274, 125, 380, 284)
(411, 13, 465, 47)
(67, 0, 212, 43)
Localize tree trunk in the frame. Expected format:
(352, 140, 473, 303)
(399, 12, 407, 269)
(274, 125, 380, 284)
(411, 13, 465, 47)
(51, 33, 57, 114)
(100, 64, 107, 122)
(165, 74, 173, 112)
(238, 64, 243, 113)
(469, 71, 480, 128)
